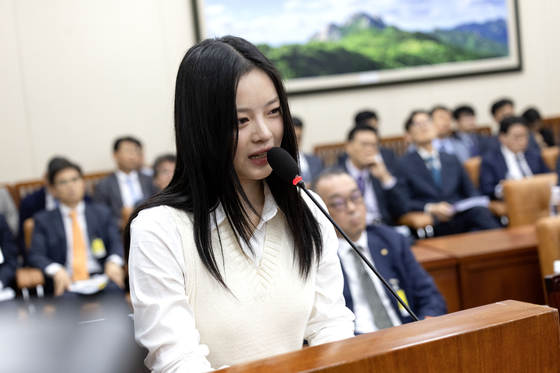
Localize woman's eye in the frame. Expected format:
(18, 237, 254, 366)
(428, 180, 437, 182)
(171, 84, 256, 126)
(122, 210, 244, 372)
(238, 117, 249, 125)
(269, 107, 281, 116)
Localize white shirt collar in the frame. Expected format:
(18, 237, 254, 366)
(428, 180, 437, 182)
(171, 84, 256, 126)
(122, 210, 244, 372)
(416, 145, 439, 161)
(211, 181, 278, 231)
(337, 229, 368, 257)
(345, 158, 369, 180)
(116, 169, 139, 182)
(59, 200, 85, 217)
(500, 144, 522, 158)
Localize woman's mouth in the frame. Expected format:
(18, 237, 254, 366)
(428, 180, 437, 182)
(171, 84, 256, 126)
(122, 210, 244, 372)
(249, 151, 267, 160)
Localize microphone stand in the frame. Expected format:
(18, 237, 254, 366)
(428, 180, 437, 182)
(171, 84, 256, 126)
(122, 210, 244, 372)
(297, 181, 420, 322)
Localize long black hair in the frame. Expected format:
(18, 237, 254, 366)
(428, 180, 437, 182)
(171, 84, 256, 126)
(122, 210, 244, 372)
(123, 36, 323, 288)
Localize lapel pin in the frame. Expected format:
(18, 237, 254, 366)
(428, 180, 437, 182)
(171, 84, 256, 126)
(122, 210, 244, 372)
(381, 248, 388, 256)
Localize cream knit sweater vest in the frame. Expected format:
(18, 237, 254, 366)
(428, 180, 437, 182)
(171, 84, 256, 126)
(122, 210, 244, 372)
(165, 206, 316, 369)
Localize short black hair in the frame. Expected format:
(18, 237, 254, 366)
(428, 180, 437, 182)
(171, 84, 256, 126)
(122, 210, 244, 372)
(453, 105, 476, 120)
(499, 116, 528, 134)
(430, 105, 450, 116)
(347, 125, 378, 141)
(292, 117, 303, 128)
(153, 154, 177, 178)
(404, 110, 429, 132)
(354, 110, 378, 126)
(114, 136, 142, 152)
(522, 108, 541, 125)
(310, 167, 349, 193)
(491, 98, 514, 116)
(48, 158, 82, 185)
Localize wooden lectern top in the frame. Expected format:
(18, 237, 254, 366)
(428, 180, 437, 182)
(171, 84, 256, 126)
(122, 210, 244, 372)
(221, 300, 559, 373)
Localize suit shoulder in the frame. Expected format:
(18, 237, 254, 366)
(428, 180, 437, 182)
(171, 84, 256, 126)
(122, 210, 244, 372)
(96, 173, 116, 187)
(33, 208, 58, 223)
(86, 201, 112, 216)
(366, 224, 403, 244)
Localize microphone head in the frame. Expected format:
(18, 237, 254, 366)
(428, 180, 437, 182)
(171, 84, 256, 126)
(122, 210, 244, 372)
(267, 147, 301, 185)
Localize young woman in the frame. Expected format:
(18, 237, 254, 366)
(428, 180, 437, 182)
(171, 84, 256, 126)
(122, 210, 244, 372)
(124, 36, 354, 372)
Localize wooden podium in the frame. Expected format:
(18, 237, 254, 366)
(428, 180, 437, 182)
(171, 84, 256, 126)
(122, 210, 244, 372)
(222, 300, 560, 372)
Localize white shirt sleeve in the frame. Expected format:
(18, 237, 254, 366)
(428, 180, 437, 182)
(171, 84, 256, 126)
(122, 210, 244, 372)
(303, 191, 356, 346)
(129, 206, 215, 373)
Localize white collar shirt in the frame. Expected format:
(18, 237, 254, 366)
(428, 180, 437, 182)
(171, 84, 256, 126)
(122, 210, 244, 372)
(500, 145, 533, 180)
(337, 231, 401, 334)
(416, 146, 441, 170)
(211, 182, 278, 266)
(345, 158, 382, 224)
(116, 170, 144, 208)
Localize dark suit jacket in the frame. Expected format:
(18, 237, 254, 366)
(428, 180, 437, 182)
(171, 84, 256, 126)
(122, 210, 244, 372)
(340, 148, 409, 225)
(398, 151, 478, 212)
(0, 214, 18, 287)
(341, 225, 447, 325)
(480, 147, 550, 199)
(27, 202, 123, 273)
(18, 187, 47, 250)
(94, 172, 156, 222)
(302, 153, 324, 183)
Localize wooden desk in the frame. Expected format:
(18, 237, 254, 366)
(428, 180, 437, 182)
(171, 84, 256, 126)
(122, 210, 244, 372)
(416, 226, 544, 309)
(411, 246, 461, 313)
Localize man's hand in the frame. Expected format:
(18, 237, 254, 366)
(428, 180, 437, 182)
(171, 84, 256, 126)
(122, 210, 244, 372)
(53, 268, 71, 297)
(366, 155, 393, 184)
(104, 261, 125, 289)
(427, 202, 455, 222)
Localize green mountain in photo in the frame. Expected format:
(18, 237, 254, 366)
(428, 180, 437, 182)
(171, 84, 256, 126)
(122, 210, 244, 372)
(257, 13, 509, 79)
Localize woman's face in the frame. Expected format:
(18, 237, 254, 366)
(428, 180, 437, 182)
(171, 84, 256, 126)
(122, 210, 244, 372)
(233, 68, 284, 186)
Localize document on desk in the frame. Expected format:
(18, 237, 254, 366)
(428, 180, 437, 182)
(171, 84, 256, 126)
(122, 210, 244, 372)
(0, 287, 16, 302)
(453, 196, 490, 213)
(69, 274, 109, 295)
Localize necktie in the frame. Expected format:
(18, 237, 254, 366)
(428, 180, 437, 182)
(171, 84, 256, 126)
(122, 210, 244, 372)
(356, 176, 365, 194)
(127, 177, 140, 204)
(469, 135, 479, 157)
(351, 247, 393, 330)
(70, 210, 89, 282)
(516, 155, 528, 177)
(427, 156, 442, 187)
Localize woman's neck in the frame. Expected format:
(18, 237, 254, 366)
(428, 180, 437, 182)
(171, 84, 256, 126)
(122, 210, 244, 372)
(240, 179, 265, 227)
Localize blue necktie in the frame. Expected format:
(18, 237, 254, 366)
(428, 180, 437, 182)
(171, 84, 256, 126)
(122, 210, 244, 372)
(356, 176, 365, 194)
(127, 177, 140, 204)
(427, 156, 442, 187)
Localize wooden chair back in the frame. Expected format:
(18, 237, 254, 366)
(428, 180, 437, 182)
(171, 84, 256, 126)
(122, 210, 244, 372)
(463, 156, 482, 188)
(13, 180, 44, 207)
(503, 173, 558, 227)
(542, 117, 560, 145)
(541, 146, 560, 171)
(545, 273, 560, 309)
(536, 216, 560, 278)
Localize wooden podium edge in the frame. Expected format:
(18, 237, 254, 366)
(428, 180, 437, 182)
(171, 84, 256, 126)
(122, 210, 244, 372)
(221, 300, 560, 373)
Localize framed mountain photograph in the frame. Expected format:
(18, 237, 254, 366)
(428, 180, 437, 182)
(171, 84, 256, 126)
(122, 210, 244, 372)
(192, 0, 522, 94)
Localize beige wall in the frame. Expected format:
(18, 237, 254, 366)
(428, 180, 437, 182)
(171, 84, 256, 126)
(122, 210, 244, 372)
(1, 0, 559, 184)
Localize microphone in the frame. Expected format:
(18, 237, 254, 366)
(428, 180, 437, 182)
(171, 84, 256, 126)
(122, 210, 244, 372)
(267, 147, 419, 322)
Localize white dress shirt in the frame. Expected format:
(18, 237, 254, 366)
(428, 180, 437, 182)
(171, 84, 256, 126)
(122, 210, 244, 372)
(44, 201, 122, 277)
(129, 183, 355, 373)
(116, 170, 144, 208)
(493, 145, 534, 199)
(337, 231, 402, 334)
(345, 157, 396, 225)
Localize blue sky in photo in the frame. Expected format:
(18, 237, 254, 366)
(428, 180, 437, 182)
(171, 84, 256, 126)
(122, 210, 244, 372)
(204, 0, 509, 46)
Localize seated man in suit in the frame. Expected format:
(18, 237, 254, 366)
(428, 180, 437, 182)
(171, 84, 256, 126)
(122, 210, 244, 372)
(152, 154, 176, 192)
(450, 105, 489, 162)
(18, 157, 73, 253)
(0, 214, 18, 291)
(312, 170, 446, 332)
(523, 108, 555, 148)
(94, 136, 157, 226)
(480, 98, 539, 154)
(354, 110, 378, 129)
(480, 116, 550, 199)
(27, 159, 125, 297)
(341, 125, 408, 226)
(293, 117, 324, 184)
(399, 110, 500, 236)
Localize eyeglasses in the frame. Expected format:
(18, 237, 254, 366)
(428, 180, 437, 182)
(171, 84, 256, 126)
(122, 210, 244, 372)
(54, 176, 82, 187)
(328, 191, 363, 212)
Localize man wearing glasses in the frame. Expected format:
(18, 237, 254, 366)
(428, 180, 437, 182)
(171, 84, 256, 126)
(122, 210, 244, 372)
(340, 125, 408, 226)
(312, 169, 446, 333)
(479, 116, 549, 200)
(27, 159, 125, 298)
(398, 111, 500, 236)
